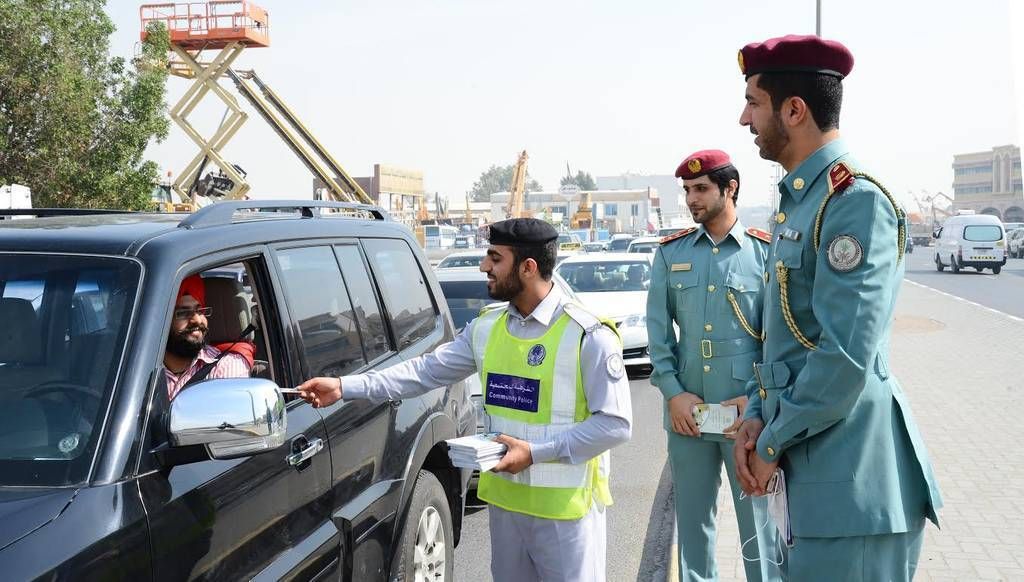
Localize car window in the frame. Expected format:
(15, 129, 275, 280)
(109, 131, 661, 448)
(276, 246, 365, 377)
(963, 225, 1002, 242)
(0, 255, 140, 486)
(437, 254, 483, 269)
(334, 245, 391, 362)
(363, 239, 438, 350)
(607, 238, 631, 251)
(557, 261, 652, 293)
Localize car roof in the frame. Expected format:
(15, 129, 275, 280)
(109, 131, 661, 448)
(557, 252, 651, 264)
(441, 249, 487, 257)
(629, 236, 661, 244)
(0, 202, 409, 258)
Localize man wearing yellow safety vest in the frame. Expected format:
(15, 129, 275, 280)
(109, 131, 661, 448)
(298, 218, 633, 582)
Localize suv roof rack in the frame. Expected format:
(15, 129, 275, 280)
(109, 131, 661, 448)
(178, 200, 390, 229)
(0, 208, 136, 217)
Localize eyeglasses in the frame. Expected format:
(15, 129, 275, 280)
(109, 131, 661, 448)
(173, 306, 213, 320)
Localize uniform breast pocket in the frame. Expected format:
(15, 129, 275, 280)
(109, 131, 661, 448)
(725, 272, 763, 327)
(669, 271, 700, 313)
(774, 239, 803, 271)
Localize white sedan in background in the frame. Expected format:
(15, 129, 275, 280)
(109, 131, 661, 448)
(554, 253, 653, 375)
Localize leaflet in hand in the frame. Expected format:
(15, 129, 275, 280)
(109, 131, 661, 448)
(445, 432, 508, 472)
(692, 403, 738, 434)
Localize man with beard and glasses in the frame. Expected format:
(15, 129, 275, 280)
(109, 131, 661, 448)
(297, 218, 632, 582)
(646, 150, 780, 582)
(731, 36, 942, 581)
(164, 275, 251, 400)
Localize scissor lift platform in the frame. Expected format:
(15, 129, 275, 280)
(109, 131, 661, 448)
(140, 1, 270, 49)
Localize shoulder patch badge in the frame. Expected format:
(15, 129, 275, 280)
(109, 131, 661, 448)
(745, 227, 772, 244)
(606, 353, 625, 380)
(827, 235, 864, 272)
(660, 227, 697, 245)
(828, 162, 856, 194)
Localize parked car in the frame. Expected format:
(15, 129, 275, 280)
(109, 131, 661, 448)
(557, 233, 583, 251)
(933, 213, 1007, 274)
(0, 201, 474, 581)
(436, 249, 487, 269)
(582, 241, 607, 253)
(605, 235, 633, 252)
(555, 253, 654, 375)
(627, 236, 662, 256)
(1007, 228, 1024, 258)
(452, 235, 473, 249)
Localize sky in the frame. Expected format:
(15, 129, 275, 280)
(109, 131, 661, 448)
(106, 0, 1023, 209)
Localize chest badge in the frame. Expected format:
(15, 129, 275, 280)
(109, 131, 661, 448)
(527, 344, 547, 366)
(827, 235, 864, 272)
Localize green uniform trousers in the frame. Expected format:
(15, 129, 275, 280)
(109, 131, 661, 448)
(784, 520, 925, 582)
(668, 432, 783, 582)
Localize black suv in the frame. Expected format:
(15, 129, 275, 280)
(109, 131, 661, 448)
(0, 201, 474, 581)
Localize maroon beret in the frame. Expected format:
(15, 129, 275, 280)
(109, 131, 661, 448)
(675, 150, 732, 180)
(739, 35, 854, 79)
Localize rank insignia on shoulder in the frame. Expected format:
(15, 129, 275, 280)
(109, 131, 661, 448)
(660, 227, 697, 245)
(828, 162, 856, 194)
(745, 227, 772, 243)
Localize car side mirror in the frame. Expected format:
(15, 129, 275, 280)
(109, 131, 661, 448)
(168, 377, 287, 460)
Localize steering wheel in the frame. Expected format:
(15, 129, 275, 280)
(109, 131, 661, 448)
(27, 380, 103, 407)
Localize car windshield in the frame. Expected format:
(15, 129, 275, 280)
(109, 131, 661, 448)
(437, 254, 483, 268)
(439, 280, 492, 330)
(0, 254, 140, 486)
(557, 261, 652, 293)
(963, 225, 1003, 242)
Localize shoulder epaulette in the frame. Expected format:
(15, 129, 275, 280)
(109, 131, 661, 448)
(745, 227, 772, 244)
(659, 227, 698, 245)
(827, 161, 856, 194)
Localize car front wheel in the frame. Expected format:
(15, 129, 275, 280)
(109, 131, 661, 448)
(993, 266, 1002, 274)
(935, 254, 944, 272)
(391, 469, 454, 582)
(951, 256, 960, 273)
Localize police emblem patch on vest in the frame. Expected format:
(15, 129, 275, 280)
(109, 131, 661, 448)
(827, 235, 864, 272)
(527, 343, 546, 366)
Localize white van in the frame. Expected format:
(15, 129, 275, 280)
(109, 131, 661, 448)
(933, 213, 1007, 274)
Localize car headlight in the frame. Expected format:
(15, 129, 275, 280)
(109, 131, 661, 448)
(620, 314, 646, 328)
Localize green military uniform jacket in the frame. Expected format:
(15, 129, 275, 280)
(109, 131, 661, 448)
(647, 220, 770, 440)
(744, 139, 942, 538)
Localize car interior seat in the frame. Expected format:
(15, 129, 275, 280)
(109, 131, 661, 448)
(202, 276, 265, 377)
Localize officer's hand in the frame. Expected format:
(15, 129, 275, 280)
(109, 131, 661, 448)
(492, 434, 533, 474)
(720, 396, 748, 439)
(297, 377, 342, 408)
(732, 418, 764, 494)
(749, 453, 779, 497)
(667, 392, 704, 437)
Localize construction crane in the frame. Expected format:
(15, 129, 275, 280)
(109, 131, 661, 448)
(505, 151, 529, 219)
(140, 2, 372, 208)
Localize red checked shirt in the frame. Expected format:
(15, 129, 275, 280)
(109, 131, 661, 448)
(165, 345, 251, 400)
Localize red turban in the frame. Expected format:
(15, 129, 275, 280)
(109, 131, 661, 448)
(176, 275, 206, 307)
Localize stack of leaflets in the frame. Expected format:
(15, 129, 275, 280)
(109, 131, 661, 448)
(446, 432, 507, 472)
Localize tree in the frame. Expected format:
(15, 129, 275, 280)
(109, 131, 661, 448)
(560, 170, 597, 191)
(469, 164, 543, 202)
(0, 1, 170, 209)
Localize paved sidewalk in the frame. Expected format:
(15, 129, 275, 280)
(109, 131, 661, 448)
(671, 280, 1024, 582)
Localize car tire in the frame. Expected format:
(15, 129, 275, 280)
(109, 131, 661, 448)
(993, 266, 1001, 274)
(391, 470, 454, 582)
(935, 254, 944, 272)
(951, 256, 960, 273)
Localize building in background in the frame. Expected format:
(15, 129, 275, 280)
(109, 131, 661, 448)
(952, 145, 1023, 222)
(314, 163, 425, 224)
(489, 189, 657, 234)
(597, 173, 692, 228)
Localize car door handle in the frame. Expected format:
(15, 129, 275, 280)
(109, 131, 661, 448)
(286, 437, 324, 467)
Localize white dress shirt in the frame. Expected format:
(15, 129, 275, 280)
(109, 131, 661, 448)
(343, 282, 632, 464)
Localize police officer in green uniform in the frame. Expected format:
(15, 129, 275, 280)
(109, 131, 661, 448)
(731, 35, 943, 581)
(647, 150, 782, 582)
